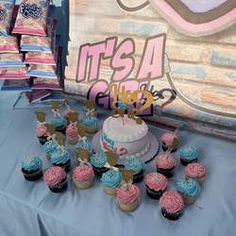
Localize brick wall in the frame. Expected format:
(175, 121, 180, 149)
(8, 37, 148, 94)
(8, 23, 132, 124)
(65, 0, 236, 138)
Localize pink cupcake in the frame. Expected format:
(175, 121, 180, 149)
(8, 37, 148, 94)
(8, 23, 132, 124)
(117, 184, 140, 212)
(66, 123, 78, 144)
(156, 154, 177, 178)
(44, 167, 67, 193)
(160, 191, 184, 221)
(160, 132, 179, 152)
(36, 123, 48, 145)
(145, 172, 168, 199)
(73, 164, 95, 189)
(185, 163, 206, 184)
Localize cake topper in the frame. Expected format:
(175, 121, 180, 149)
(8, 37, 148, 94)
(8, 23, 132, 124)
(35, 111, 46, 123)
(68, 112, 79, 123)
(85, 99, 96, 117)
(85, 99, 95, 110)
(45, 124, 55, 136)
(106, 151, 118, 166)
(77, 125, 86, 139)
(77, 148, 89, 162)
(55, 132, 65, 147)
(110, 84, 154, 117)
(51, 101, 61, 117)
(120, 168, 134, 185)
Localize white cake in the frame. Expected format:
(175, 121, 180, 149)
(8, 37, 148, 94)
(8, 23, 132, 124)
(100, 115, 150, 158)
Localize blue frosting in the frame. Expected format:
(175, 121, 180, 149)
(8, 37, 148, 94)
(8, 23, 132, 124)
(117, 101, 129, 110)
(21, 157, 42, 171)
(101, 132, 115, 150)
(90, 152, 107, 168)
(100, 169, 122, 188)
(82, 117, 98, 127)
(50, 148, 70, 165)
(124, 156, 145, 174)
(42, 139, 58, 154)
(75, 140, 93, 155)
(180, 145, 199, 161)
(176, 179, 201, 197)
(50, 116, 66, 128)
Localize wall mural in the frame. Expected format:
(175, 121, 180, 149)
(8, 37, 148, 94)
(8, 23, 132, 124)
(116, 0, 236, 36)
(65, 0, 236, 140)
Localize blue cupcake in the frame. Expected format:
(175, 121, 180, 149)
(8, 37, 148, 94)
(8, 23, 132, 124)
(124, 156, 145, 183)
(82, 117, 98, 134)
(100, 169, 122, 196)
(176, 178, 201, 205)
(50, 116, 67, 134)
(50, 147, 70, 172)
(21, 156, 43, 181)
(180, 145, 199, 166)
(42, 139, 58, 158)
(75, 140, 94, 156)
(90, 152, 108, 177)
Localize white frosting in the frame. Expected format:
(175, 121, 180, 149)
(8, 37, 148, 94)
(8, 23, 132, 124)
(103, 115, 148, 142)
(101, 115, 150, 158)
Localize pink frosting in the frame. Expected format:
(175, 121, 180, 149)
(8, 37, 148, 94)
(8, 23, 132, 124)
(185, 163, 206, 178)
(44, 167, 66, 186)
(36, 123, 47, 137)
(73, 165, 94, 182)
(66, 123, 78, 139)
(160, 132, 178, 147)
(160, 191, 184, 214)
(156, 154, 177, 169)
(117, 184, 140, 205)
(144, 172, 168, 191)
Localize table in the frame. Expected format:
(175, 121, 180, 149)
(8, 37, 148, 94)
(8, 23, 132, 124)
(0, 92, 236, 236)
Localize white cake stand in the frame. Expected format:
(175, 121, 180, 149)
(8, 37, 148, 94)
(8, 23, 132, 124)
(92, 131, 160, 165)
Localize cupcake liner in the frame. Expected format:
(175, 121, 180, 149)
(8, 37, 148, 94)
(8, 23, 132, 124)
(161, 208, 183, 221)
(156, 167, 175, 178)
(48, 178, 68, 193)
(22, 168, 43, 181)
(73, 179, 93, 190)
(55, 125, 66, 135)
(118, 199, 140, 212)
(133, 170, 144, 183)
(85, 126, 98, 134)
(146, 185, 164, 200)
(103, 187, 117, 196)
(180, 158, 197, 166)
(38, 136, 48, 145)
(182, 194, 197, 205)
(92, 166, 109, 177)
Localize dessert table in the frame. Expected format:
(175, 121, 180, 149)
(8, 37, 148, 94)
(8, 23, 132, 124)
(0, 91, 236, 236)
